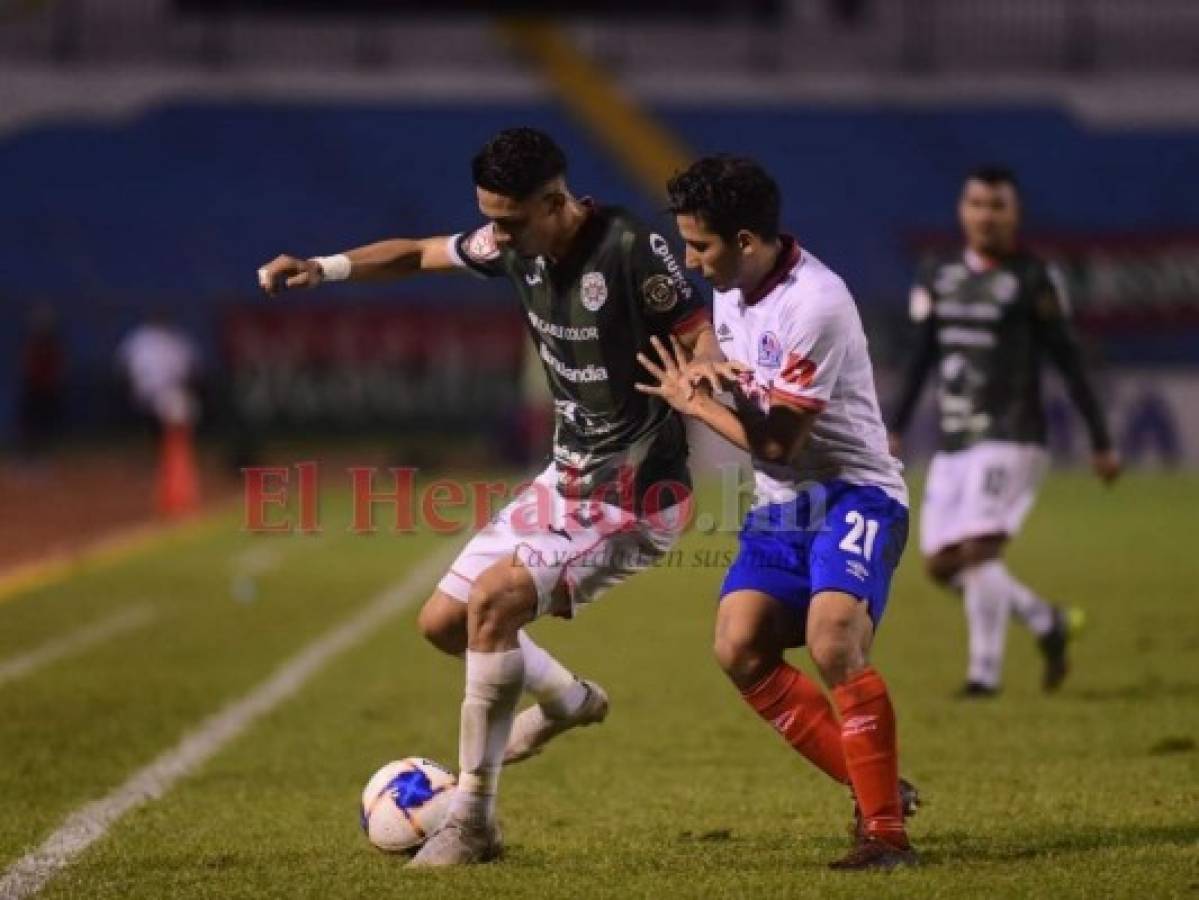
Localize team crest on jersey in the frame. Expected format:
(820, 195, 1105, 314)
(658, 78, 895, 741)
(758, 331, 782, 367)
(991, 271, 1019, 304)
(580, 272, 608, 311)
(641, 274, 678, 312)
(464, 224, 500, 264)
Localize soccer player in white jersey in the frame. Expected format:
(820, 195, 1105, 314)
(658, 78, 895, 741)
(637, 156, 919, 869)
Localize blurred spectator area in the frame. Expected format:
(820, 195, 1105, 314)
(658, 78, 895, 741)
(0, 0, 1198, 74)
(1, 0, 1197, 460)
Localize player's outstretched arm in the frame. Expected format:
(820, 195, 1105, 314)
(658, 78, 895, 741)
(636, 335, 814, 462)
(256, 237, 459, 296)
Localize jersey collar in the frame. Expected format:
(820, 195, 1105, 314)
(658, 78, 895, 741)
(742, 235, 802, 307)
(548, 197, 601, 274)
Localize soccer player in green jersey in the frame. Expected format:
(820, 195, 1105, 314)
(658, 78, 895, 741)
(888, 166, 1120, 697)
(258, 128, 717, 865)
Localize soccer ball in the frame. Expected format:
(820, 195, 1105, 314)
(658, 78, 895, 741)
(360, 757, 456, 853)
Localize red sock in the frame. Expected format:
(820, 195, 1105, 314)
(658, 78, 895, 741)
(741, 663, 849, 784)
(832, 666, 907, 847)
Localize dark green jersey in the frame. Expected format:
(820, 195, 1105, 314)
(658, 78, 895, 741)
(890, 248, 1111, 454)
(451, 203, 710, 499)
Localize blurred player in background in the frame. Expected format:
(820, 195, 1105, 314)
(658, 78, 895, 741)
(639, 156, 919, 870)
(888, 166, 1120, 697)
(16, 302, 66, 464)
(116, 311, 202, 517)
(258, 128, 717, 866)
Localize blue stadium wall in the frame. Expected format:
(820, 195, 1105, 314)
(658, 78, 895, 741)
(1, 101, 1198, 438)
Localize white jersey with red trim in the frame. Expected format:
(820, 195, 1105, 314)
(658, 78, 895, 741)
(713, 242, 907, 506)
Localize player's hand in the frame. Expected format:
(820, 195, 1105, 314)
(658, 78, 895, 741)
(685, 359, 750, 396)
(888, 432, 903, 458)
(635, 335, 706, 416)
(257, 254, 323, 296)
(1092, 449, 1121, 485)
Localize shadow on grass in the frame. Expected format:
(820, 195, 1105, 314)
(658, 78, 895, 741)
(916, 822, 1199, 865)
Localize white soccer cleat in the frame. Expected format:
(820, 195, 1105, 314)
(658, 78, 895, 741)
(407, 817, 503, 868)
(503, 679, 610, 765)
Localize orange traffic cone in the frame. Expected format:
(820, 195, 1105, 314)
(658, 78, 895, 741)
(156, 423, 200, 518)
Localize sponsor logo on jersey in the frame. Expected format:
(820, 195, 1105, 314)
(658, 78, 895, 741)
(641, 273, 678, 313)
(540, 343, 609, 383)
(524, 257, 545, 286)
(528, 309, 599, 342)
(990, 270, 1019, 304)
(846, 559, 870, 581)
(464, 224, 500, 264)
(716, 323, 734, 343)
(758, 331, 782, 367)
(580, 271, 608, 312)
(934, 263, 968, 295)
(649, 233, 694, 301)
(554, 399, 620, 436)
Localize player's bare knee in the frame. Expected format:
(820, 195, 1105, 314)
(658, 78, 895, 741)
(925, 551, 960, 587)
(416, 594, 467, 656)
(960, 536, 1006, 569)
(808, 624, 862, 687)
(713, 633, 775, 691)
(467, 562, 535, 648)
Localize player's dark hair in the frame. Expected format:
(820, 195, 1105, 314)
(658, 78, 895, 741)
(471, 128, 568, 200)
(667, 155, 781, 242)
(966, 164, 1020, 192)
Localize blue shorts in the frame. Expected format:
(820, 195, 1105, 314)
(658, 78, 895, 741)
(720, 480, 908, 645)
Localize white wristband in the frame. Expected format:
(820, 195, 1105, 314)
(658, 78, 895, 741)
(312, 254, 351, 282)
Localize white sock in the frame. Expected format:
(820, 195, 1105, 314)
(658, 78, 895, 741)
(961, 560, 1011, 688)
(995, 565, 1056, 636)
(518, 630, 586, 717)
(450, 648, 524, 825)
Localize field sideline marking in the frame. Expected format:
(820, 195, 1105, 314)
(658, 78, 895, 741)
(0, 509, 232, 607)
(0, 605, 156, 689)
(0, 543, 458, 900)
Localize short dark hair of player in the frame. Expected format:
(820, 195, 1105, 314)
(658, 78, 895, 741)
(667, 155, 781, 242)
(471, 128, 568, 201)
(966, 165, 1020, 193)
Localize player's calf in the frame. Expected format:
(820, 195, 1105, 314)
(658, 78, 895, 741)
(718, 591, 850, 785)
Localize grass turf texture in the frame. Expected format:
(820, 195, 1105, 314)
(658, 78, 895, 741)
(0, 472, 1196, 898)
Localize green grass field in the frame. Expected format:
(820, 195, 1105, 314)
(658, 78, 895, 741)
(0, 472, 1196, 899)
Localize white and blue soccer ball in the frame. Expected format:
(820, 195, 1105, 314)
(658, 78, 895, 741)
(360, 757, 456, 852)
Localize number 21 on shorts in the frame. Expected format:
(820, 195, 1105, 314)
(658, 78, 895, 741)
(838, 511, 879, 559)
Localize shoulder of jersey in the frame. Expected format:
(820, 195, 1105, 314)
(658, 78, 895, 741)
(784, 251, 850, 309)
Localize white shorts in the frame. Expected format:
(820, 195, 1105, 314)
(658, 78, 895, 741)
(437, 465, 687, 618)
(919, 441, 1049, 557)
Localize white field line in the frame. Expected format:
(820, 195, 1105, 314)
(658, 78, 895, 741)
(0, 545, 456, 900)
(0, 605, 157, 689)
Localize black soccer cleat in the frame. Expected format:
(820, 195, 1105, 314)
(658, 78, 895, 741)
(956, 681, 999, 699)
(1038, 606, 1075, 692)
(829, 835, 919, 871)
